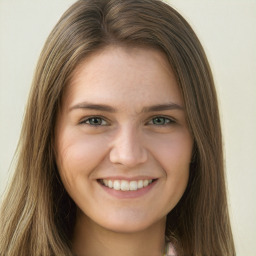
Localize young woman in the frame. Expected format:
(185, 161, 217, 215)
(0, 0, 235, 255)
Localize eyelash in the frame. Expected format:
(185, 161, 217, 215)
(147, 116, 176, 126)
(79, 116, 176, 127)
(80, 116, 108, 126)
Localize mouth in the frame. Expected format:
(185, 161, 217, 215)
(97, 178, 158, 192)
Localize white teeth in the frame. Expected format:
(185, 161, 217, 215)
(143, 180, 149, 187)
(113, 180, 121, 190)
(108, 180, 113, 188)
(138, 180, 143, 189)
(101, 179, 154, 191)
(129, 181, 137, 191)
(120, 180, 129, 191)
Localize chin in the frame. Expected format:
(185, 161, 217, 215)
(103, 222, 153, 234)
(97, 211, 164, 234)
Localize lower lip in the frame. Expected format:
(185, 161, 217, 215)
(98, 180, 158, 199)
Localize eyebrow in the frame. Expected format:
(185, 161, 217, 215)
(142, 103, 184, 112)
(69, 102, 184, 113)
(69, 103, 116, 112)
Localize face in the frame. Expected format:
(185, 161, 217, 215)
(55, 46, 193, 233)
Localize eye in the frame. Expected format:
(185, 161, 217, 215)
(148, 116, 175, 126)
(81, 117, 108, 126)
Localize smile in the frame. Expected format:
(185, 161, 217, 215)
(99, 179, 156, 191)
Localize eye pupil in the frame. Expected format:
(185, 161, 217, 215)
(153, 117, 165, 125)
(89, 118, 102, 125)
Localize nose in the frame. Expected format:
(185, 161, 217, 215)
(109, 126, 148, 168)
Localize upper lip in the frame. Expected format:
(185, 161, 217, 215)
(97, 176, 158, 181)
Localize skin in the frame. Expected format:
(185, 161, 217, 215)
(55, 45, 193, 256)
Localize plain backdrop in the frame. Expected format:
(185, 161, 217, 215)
(0, 1, 255, 255)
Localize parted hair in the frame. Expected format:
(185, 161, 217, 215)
(0, 0, 235, 255)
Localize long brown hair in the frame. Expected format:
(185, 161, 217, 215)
(0, 0, 235, 255)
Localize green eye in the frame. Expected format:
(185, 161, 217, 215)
(150, 117, 173, 125)
(83, 117, 108, 126)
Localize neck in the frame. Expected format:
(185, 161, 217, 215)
(72, 211, 166, 256)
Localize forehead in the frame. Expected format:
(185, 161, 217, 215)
(63, 45, 183, 111)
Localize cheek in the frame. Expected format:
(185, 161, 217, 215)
(147, 130, 193, 171)
(157, 131, 192, 187)
(55, 130, 109, 187)
(146, 130, 192, 208)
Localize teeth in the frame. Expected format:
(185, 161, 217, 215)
(120, 180, 129, 191)
(143, 180, 149, 187)
(113, 180, 121, 190)
(108, 180, 113, 188)
(129, 181, 137, 191)
(102, 179, 154, 191)
(138, 180, 143, 189)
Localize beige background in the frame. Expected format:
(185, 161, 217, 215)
(0, 1, 255, 255)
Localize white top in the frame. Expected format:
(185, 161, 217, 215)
(164, 243, 176, 256)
